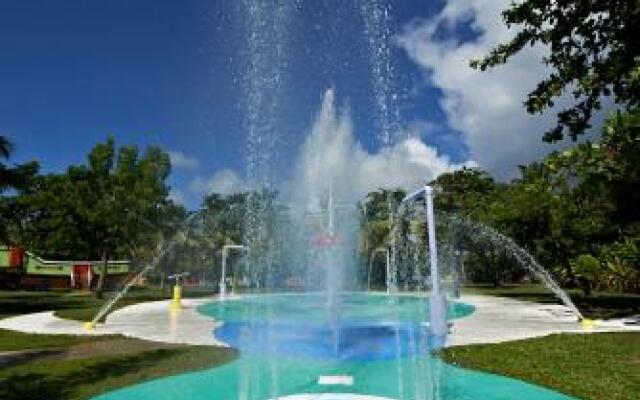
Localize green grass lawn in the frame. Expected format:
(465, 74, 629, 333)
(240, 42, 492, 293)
(441, 332, 640, 400)
(0, 290, 77, 319)
(0, 328, 97, 351)
(0, 286, 217, 322)
(3, 285, 637, 322)
(0, 329, 237, 400)
(54, 286, 217, 322)
(463, 284, 640, 319)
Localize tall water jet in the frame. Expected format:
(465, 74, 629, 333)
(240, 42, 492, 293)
(291, 89, 359, 308)
(237, 2, 296, 398)
(325, 184, 339, 309)
(239, 0, 296, 290)
(359, 0, 401, 145)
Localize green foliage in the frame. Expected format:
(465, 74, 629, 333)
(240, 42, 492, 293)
(0, 136, 40, 242)
(571, 254, 601, 295)
(3, 137, 185, 295)
(598, 239, 640, 292)
(472, 1, 640, 141)
(572, 254, 600, 278)
(155, 192, 248, 285)
(360, 189, 405, 245)
(433, 167, 496, 215)
(360, 108, 640, 293)
(358, 189, 406, 287)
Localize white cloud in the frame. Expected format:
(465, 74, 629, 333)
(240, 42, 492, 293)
(395, 0, 607, 180)
(168, 151, 200, 171)
(352, 136, 474, 197)
(290, 89, 470, 208)
(190, 169, 245, 196)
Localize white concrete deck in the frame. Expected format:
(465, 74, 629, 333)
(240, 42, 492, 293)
(0, 311, 105, 336)
(105, 298, 226, 345)
(0, 297, 226, 345)
(0, 294, 637, 347)
(449, 295, 640, 346)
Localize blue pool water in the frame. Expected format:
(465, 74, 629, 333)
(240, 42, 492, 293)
(198, 293, 474, 361)
(93, 293, 577, 400)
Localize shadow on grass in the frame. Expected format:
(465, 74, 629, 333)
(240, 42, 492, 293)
(464, 285, 640, 319)
(0, 287, 218, 321)
(0, 291, 90, 319)
(0, 349, 181, 400)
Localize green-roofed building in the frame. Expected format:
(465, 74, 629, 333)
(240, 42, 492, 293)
(0, 246, 131, 290)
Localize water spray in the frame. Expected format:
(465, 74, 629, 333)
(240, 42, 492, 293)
(220, 245, 249, 299)
(446, 213, 586, 324)
(400, 185, 448, 347)
(367, 247, 390, 293)
(85, 212, 201, 330)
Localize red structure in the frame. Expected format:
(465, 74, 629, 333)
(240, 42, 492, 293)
(71, 263, 92, 290)
(9, 247, 24, 269)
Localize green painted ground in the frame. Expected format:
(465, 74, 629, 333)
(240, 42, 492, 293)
(0, 287, 216, 321)
(92, 353, 575, 400)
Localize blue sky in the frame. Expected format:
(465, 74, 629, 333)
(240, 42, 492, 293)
(1, 1, 591, 209)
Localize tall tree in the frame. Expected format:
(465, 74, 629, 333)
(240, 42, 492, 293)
(0, 136, 40, 242)
(433, 168, 497, 215)
(0, 136, 39, 193)
(472, 1, 640, 141)
(9, 138, 175, 296)
(0, 136, 12, 159)
(87, 139, 173, 297)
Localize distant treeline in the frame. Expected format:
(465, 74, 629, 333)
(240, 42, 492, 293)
(361, 108, 640, 294)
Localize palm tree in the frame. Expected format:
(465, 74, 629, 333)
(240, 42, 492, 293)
(0, 136, 14, 190)
(0, 136, 12, 159)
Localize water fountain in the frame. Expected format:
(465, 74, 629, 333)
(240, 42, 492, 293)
(87, 2, 598, 399)
(400, 186, 448, 347)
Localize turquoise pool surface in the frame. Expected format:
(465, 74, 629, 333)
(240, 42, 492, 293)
(197, 293, 474, 360)
(93, 293, 576, 400)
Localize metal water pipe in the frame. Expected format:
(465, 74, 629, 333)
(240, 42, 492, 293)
(400, 185, 448, 346)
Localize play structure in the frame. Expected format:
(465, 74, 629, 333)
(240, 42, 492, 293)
(0, 246, 131, 290)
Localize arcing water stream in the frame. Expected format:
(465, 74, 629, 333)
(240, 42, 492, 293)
(446, 214, 584, 320)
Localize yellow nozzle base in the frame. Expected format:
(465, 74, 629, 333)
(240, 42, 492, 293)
(581, 318, 596, 330)
(84, 321, 96, 331)
(170, 285, 182, 310)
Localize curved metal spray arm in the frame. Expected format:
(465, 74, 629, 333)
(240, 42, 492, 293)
(397, 185, 448, 346)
